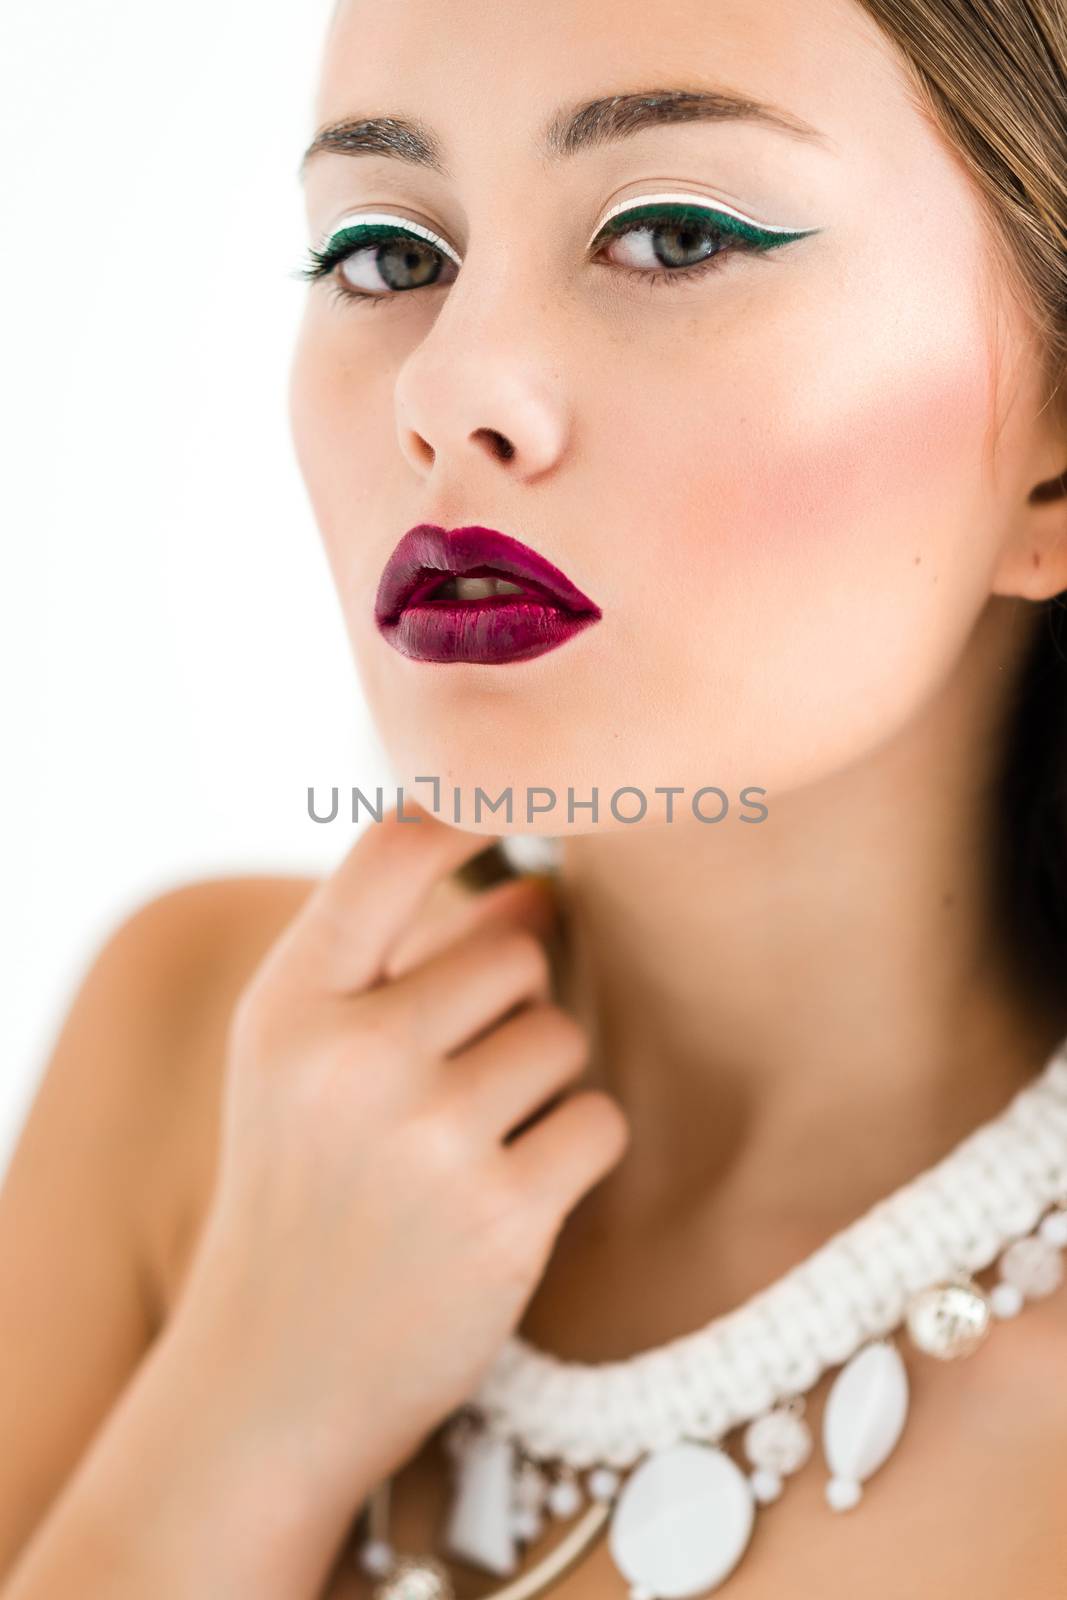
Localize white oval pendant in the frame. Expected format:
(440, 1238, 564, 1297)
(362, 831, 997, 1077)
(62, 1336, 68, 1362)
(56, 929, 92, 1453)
(822, 1340, 909, 1504)
(608, 1441, 755, 1598)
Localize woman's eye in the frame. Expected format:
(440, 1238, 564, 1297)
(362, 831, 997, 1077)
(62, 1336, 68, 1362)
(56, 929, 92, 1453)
(299, 200, 816, 306)
(590, 200, 817, 287)
(601, 217, 726, 274)
(338, 232, 459, 297)
(299, 218, 460, 305)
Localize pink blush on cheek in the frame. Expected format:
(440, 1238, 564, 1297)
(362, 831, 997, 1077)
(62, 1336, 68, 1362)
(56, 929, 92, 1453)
(696, 341, 997, 583)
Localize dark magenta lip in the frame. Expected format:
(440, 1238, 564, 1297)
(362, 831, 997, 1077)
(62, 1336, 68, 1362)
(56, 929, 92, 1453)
(374, 524, 602, 665)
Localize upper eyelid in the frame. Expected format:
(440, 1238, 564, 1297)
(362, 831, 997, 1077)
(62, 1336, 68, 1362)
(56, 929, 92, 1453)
(322, 210, 463, 265)
(586, 191, 817, 245)
(318, 192, 818, 265)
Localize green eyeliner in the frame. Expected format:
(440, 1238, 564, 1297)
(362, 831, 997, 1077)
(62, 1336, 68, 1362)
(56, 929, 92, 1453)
(302, 225, 403, 281)
(596, 199, 820, 252)
(300, 212, 461, 283)
(298, 195, 821, 287)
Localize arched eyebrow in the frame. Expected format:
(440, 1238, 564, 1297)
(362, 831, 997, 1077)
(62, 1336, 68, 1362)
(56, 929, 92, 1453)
(299, 86, 831, 180)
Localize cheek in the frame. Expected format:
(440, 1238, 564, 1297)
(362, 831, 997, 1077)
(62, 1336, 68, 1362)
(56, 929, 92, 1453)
(622, 241, 996, 575)
(289, 308, 396, 593)
(582, 256, 1002, 787)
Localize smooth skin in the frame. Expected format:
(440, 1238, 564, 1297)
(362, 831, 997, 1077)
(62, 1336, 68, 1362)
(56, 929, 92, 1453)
(0, 806, 626, 1596)
(5, 0, 1067, 1593)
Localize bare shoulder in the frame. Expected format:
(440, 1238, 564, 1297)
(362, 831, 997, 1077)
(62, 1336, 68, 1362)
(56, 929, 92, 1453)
(104, 874, 325, 1321)
(0, 873, 322, 1573)
(20, 874, 326, 1330)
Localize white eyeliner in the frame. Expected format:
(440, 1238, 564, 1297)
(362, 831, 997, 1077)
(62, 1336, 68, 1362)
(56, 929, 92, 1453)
(321, 211, 463, 266)
(586, 190, 816, 247)
(319, 195, 815, 270)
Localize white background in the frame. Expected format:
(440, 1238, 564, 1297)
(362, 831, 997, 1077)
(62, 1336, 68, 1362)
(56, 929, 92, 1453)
(0, 3, 396, 1172)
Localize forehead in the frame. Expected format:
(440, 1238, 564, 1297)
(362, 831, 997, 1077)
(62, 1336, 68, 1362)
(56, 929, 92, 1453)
(316, 0, 909, 161)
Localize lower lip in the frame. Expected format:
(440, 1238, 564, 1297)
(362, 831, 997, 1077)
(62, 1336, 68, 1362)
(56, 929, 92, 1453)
(379, 596, 601, 664)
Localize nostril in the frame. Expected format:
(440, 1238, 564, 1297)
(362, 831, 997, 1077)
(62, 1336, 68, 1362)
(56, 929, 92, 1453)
(405, 428, 435, 470)
(474, 427, 515, 462)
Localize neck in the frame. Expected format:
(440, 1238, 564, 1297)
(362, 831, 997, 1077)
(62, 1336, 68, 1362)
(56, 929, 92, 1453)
(541, 600, 1066, 1282)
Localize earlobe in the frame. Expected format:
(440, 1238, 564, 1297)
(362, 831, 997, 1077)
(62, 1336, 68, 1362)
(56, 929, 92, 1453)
(990, 459, 1067, 602)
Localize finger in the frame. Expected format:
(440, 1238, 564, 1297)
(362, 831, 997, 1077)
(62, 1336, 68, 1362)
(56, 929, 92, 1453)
(382, 873, 560, 982)
(267, 801, 501, 996)
(382, 921, 555, 1058)
(444, 1002, 590, 1142)
(505, 1090, 630, 1221)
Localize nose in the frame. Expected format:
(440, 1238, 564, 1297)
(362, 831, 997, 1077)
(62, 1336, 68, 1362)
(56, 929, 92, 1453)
(392, 271, 571, 488)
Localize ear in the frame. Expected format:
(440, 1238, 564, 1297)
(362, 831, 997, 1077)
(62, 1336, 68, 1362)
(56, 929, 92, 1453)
(991, 422, 1067, 601)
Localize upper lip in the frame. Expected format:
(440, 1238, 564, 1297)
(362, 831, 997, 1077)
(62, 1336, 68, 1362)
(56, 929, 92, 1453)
(375, 524, 601, 626)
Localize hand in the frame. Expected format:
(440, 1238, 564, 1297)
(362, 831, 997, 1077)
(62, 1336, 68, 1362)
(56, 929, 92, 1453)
(171, 803, 630, 1518)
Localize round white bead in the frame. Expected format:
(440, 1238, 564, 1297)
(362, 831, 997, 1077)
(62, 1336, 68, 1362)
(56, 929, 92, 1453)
(990, 1281, 1024, 1319)
(547, 1477, 583, 1518)
(500, 835, 562, 874)
(999, 1234, 1064, 1299)
(512, 1507, 543, 1542)
(742, 1408, 813, 1475)
(904, 1281, 990, 1359)
(825, 1477, 861, 1512)
(378, 1558, 452, 1600)
(358, 1539, 396, 1576)
(1038, 1209, 1067, 1249)
(587, 1467, 622, 1501)
(609, 1443, 755, 1597)
(750, 1468, 782, 1504)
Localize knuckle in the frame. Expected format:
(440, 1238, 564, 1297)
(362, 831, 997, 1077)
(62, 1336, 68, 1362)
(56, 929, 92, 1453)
(405, 1101, 472, 1175)
(350, 989, 416, 1063)
(469, 1169, 545, 1269)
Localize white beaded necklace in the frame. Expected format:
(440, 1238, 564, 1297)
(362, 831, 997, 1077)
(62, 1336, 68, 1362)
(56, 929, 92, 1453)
(354, 1033, 1067, 1600)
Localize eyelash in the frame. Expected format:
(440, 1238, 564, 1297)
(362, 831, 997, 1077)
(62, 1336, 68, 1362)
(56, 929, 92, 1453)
(297, 201, 810, 309)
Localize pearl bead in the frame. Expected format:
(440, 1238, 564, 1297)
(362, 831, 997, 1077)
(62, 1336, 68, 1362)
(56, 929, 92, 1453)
(826, 1477, 861, 1512)
(512, 1507, 543, 1542)
(358, 1539, 396, 1576)
(587, 1466, 621, 1501)
(999, 1234, 1064, 1299)
(743, 1408, 813, 1475)
(990, 1281, 1024, 1319)
(750, 1468, 783, 1504)
(1038, 1209, 1067, 1249)
(904, 1280, 990, 1358)
(547, 1477, 583, 1518)
(377, 1557, 453, 1600)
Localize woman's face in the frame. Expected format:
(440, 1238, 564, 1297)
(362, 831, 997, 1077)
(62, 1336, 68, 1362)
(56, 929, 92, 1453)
(290, 0, 1055, 833)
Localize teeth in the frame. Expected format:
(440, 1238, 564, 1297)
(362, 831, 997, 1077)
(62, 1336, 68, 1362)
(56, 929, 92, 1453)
(450, 575, 526, 600)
